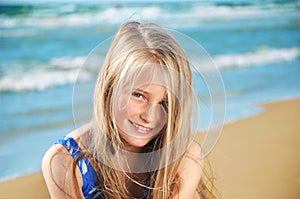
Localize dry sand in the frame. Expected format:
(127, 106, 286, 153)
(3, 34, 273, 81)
(0, 99, 299, 199)
(0, 172, 49, 198)
(208, 98, 300, 199)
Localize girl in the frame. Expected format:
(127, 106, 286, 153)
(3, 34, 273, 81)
(42, 21, 217, 199)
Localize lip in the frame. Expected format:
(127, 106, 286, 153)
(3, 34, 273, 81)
(128, 120, 153, 134)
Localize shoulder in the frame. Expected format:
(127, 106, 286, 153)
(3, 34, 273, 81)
(42, 123, 92, 172)
(181, 141, 203, 170)
(186, 141, 202, 160)
(176, 141, 203, 199)
(42, 126, 85, 173)
(183, 141, 203, 171)
(42, 141, 73, 173)
(42, 144, 83, 198)
(42, 125, 91, 199)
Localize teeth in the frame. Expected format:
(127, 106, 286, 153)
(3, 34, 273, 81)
(132, 122, 151, 132)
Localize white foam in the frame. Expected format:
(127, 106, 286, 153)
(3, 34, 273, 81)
(0, 6, 147, 28)
(0, 47, 298, 92)
(192, 5, 270, 19)
(0, 68, 91, 92)
(0, 4, 296, 29)
(0, 55, 100, 92)
(213, 47, 299, 69)
(50, 56, 86, 69)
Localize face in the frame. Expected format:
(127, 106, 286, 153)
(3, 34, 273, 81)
(114, 84, 168, 152)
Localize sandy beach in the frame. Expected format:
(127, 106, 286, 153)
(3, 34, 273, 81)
(0, 99, 299, 199)
(209, 98, 300, 199)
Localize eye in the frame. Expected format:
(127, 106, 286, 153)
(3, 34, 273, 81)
(132, 92, 145, 100)
(160, 100, 168, 108)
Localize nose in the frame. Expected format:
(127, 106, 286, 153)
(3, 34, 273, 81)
(140, 104, 157, 123)
(140, 104, 153, 123)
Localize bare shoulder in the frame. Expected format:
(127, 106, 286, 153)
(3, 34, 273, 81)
(186, 141, 202, 160)
(42, 142, 72, 174)
(42, 134, 85, 198)
(181, 141, 203, 173)
(42, 128, 81, 172)
(42, 123, 92, 173)
(176, 141, 203, 199)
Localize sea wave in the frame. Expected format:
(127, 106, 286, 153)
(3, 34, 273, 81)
(0, 67, 91, 92)
(50, 56, 86, 69)
(214, 47, 299, 69)
(0, 47, 298, 92)
(0, 6, 163, 28)
(0, 3, 297, 29)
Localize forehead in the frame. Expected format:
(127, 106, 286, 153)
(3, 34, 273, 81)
(117, 62, 179, 100)
(137, 84, 167, 99)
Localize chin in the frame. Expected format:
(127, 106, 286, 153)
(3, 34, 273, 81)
(122, 136, 153, 152)
(129, 137, 152, 147)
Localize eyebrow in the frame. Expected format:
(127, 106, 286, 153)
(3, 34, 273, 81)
(135, 88, 149, 95)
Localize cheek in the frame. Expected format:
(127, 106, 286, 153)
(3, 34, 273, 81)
(115, 96, 129, 118)
(127, 100, 141, 117)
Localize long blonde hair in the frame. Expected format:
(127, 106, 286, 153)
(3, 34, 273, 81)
(87, 21, 217, 199)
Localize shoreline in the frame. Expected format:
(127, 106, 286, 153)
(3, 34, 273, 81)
(0, 98, 299, 198)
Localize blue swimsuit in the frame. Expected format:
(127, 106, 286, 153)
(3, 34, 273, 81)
(56, 136, 150, 199)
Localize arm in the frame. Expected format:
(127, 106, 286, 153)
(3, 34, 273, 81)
(175, 141, 204, 199)
(42, 144, 84, 199)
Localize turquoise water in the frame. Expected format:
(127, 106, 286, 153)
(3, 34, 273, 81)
(0, 0, 299, 181)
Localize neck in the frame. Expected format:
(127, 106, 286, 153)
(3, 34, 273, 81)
(120, 137, 145, 153)
(124, 143, 144, 153)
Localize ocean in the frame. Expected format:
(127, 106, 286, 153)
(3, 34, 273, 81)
(0, 0, 299, 181)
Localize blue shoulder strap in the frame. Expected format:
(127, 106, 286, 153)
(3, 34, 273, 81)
(55, 136, 104, 199)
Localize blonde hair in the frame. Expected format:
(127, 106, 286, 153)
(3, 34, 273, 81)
(86, 21, 218, 198)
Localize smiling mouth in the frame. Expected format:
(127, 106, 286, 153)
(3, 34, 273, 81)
(129, 120, 153, 134)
